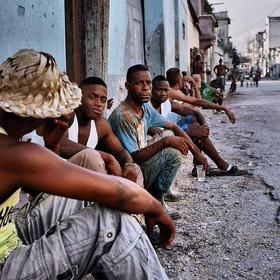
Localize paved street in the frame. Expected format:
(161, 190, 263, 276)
(158, 80, 280, 280)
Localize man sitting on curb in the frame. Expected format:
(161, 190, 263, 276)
(0, 49, 174, 279)
(59, 76, 142, 185)
(23, 77, 140, 184)
(166, 67, 236, 123)
(151, 75, 247, 176)
(109, 64, 208, 219)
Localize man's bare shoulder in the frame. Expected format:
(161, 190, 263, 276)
(95, 116, 112, 139)
(0, 140, 57, 198)
(0, 140, 55, 171)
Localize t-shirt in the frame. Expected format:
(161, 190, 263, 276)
(109, 102, 167, 153)
(200, 81, 215, 102)
(0, 127, 21, 261)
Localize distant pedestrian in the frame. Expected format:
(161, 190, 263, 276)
(191, 54, 205, 89)
(213, 59, 229, 92)
(254, 67, 262, 87)
(229, 76, 237, 93)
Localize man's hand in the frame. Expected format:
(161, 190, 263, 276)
(193, 151, 209, 171)
(224, 109, 236, 124)
(200, 124, 210, 137)
(163, 136, 189, 155)
(184, 75, 197, 88)
(103, 154, 122, 176)
(145, 208, 175, 249)
(107, 98, 114, 110)
(43, 114, 72, 152)
(122, 164, 137, 182)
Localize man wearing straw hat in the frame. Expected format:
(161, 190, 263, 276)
(0, 49, 174, 279)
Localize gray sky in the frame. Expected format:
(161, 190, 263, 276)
(210, 0, 280, 52)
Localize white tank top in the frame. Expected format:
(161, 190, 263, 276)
(68, 115, 98, 149)
(160, 99, 180, 123)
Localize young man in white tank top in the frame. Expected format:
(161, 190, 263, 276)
(60, 77, 139, 183)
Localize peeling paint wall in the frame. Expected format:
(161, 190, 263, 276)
(163, 0, 176, 72)
(107, 0, 145, 116)
(144, 0, 165, 77)
(106, 0, 196, 115)
(0, 1, 65, 70)
(176, 0, 189, 72)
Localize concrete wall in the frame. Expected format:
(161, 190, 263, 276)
(176, 0, 189, 72)
(0, 1, 66, 70)
(107, 0, 145, 115)
(189, 0, 203, 16)
(107, 0, 128, 112)
(163, 0, 176, 71)
(144, 0, 165, 77)
(186, 6, 200, 58)
(106, 0, 203, 112)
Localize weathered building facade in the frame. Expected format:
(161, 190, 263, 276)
(213, 11, 232, 70)
(1, 0, 233, 108)
(246, 16, 280, 79)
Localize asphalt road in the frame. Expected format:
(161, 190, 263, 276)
(159, 79, 280, 280)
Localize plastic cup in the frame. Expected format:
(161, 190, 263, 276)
(196, 165, 206, 182)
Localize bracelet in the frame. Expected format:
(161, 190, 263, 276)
(124, 162, 134, 168)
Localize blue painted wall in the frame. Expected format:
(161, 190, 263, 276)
(176, 0, 189, 72)
(163, 0, 176, 71)
(108, 0, 128, 77)
(144, 0, 165, 77)
(107, 0, 145, 116)
(0, 1, 66, 70)
(106, 0, 191, 116)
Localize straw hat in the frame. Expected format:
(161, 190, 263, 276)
(0, 49, 82, 118)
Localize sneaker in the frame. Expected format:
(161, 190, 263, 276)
(192, 164, 248, 177)
(219, 164, 248, 176)
(164, 189, 183, 202)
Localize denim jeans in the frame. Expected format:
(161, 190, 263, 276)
(141, 130, 182, 198)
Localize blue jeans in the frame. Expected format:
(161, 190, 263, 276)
(141, 131, 182, 198)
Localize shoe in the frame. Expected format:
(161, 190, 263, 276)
(191, 167, 197, 177)
(192, 164, 248, 177)
(164, 189, 183, 202)
(160, 197, 181, 220)
(219, 164, 248, 176)
(149, 225, 161, 247)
